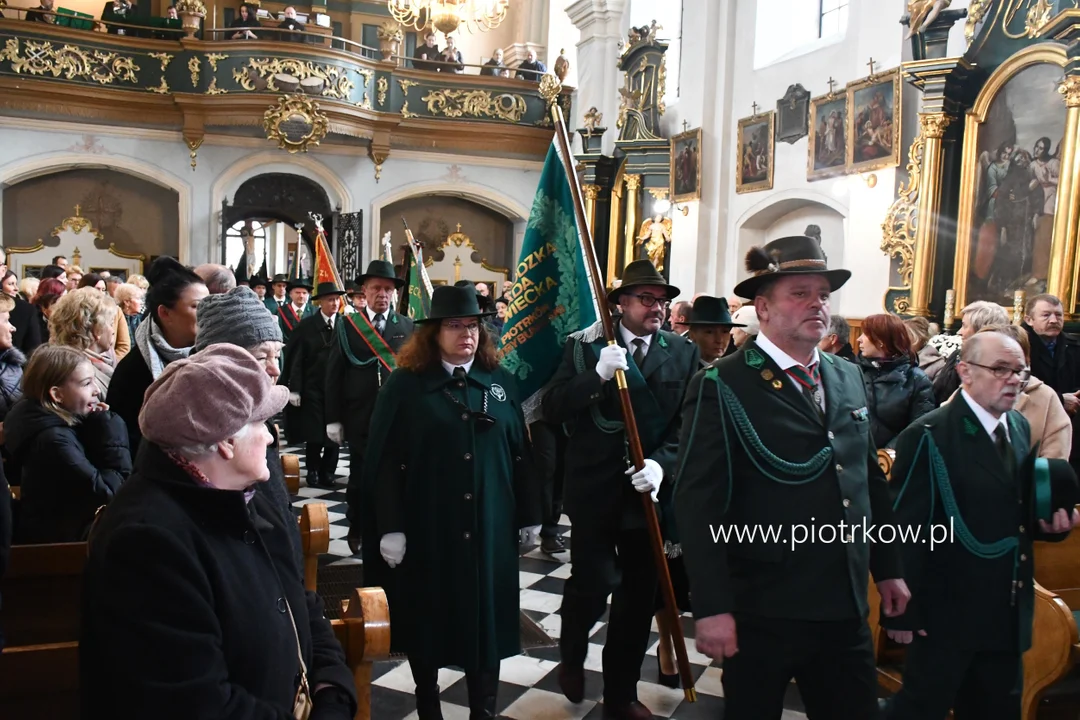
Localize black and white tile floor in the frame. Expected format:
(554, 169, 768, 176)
(284, 444, 810, 719)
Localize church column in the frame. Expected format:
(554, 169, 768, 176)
(583, 184, 600, 239)
(623, 174, 641, 268)
(567, 0, 629, 155)
(1048, 75, 1080, 315)
(506, 0, 550, 66)
(908, 113, 951, 317)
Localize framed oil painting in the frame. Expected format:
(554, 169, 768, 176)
(953, 48, 1067, 311)
(736, 111, 774, 194)
(846, 68, 901, 173)
(670, 127, 702, 202)
(807, 92, 848, 181)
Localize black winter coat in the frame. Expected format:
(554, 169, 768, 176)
(81, 442, 357, 720)
(107, 346, 154, 457)
(857, 355, 936, 449)
(0, 458, 9, 650)
(263, 420, 303, 570)
(281, 314, 337, 445)
(7, 399, 131, 543)
(9, 295, 42, 357)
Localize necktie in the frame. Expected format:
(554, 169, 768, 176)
(994, 423, 1013, 467)
(632, 338, 646, 368)
(786, 363, 824, 420)
(375, 313, 385, 335)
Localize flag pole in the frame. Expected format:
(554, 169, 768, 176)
(547, 95, 697, 702)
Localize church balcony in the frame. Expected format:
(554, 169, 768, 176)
(0, 17, 573, 162)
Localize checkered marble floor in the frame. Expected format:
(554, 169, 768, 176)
(283, 441, 810, 719)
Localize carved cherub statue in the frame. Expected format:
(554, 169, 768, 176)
(583, 107, 603, 135)
(637, 214, 673, 272)
(906, 0, 951, 38)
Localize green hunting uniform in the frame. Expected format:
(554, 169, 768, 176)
(883, 393, 1067, 720)
(674, 334, 903, 719)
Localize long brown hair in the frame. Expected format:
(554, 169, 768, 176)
(22, 345, 91, 426)
(397, 320, 499, 373)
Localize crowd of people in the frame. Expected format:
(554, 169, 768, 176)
(0, 232, 1077, 719)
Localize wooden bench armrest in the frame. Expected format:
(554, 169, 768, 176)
(299, 503, 329, 593)
(331, 588, 391, 720)
(1022, 581, 1079, 720)
(282, 454, 301, 495)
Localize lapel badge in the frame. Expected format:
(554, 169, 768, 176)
(963, 417, 979, 436)
(851, 407, 869, 421)
(761, 369, 774, 381)
(658, 335, 669, 349)
(490, 384, 507, 402)
(745, 348, 765, 369)
(771, 379, 783, 390)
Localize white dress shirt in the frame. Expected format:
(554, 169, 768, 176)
(441, 358, 475, 376)
(619, 324, 652, 359)
(321, 310, 335, 329)
(960, 388, 1010, 442)
(755, 331, 825, 412)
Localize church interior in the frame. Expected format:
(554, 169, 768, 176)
(7, 0, 1080, 718)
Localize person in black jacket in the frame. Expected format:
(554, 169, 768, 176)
(81, 345, 357, 719)
(229, 2, 260, 38)
(107, 257, 208, 457)
(1, 270, 43, 357)
(855, 313, 936, 449)
(8, 345, 131, 544)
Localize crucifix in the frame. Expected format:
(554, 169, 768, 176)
(826, 77, 837, 95)
(681, 120, 689, 133)
(867, 57, 877, 76)
(751, 101, 760, 115)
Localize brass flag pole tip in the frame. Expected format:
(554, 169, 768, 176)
(539, 74, 562, 106)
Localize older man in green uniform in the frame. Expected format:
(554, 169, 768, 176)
(325, 260, 415, 554)
(883, 330, 1080, 719)
(277, 277, 315, 346)
(543, 260, 700, 720)
(674, 235, 910, 719)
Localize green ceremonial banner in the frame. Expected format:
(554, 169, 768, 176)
(402, 248, 430, 320)
(498, 139, 601, 421)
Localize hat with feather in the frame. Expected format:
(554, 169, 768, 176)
(732, 235, 851, 300)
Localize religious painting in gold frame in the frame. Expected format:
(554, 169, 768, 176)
(846, 68, 901, 173)
(952, 44, 1067, 314)
(670, 127, 702, 202)
(736, 111, 774, 194)
(807, 91, 848, 181)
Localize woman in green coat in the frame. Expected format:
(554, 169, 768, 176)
(362, 284, 542, 720)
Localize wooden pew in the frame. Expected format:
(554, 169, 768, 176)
(283, 453, 301, 495)
(0, 541, 86, 647)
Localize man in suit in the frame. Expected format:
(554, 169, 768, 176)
(277, 277, 314, 346)
(674, 235, 910, 720)
(543, 260, 700, 720)
(325, 260, 414, 554)
(265, 273, 290, 313)
(282, 282, 346, 488)
(883, 330, 1080, 719)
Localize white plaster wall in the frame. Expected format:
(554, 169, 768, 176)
(0, 121, 543, 270)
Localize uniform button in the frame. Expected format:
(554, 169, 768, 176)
(515, 456, 522, 462)
(1018, 581, 1024, 588)
(463, 531, 471, 539)
(464, 453, 472, 461)
(835, 464, 843, 472)
(401, 464, 407, 470)
(842, 498, 850, 508)
(462, 413, 469, 421)
(464, 493, 473, 500)
(1021, 554, 1028, 561)
(457, 381, 465, 388)
(277, 597, 287, 613)
(828, 431, 835, 440)
(1019, 525, 1025, 533)
(243, 530, 256, 545)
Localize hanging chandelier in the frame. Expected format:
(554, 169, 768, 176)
(388, 0, 509, 35)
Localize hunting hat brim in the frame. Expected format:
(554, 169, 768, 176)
(732, 235, 850, 299)
(607, 260, 680, 305)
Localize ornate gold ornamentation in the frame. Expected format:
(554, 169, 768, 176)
(376, 76, 388, 106)
(188, 57, 200, 87)
(149, 77, 170, 94)
(51, 204, 103, 241)
(398, 78, 418, 94)
(400, 100, 416, 119)
(1002, 0, 1054, 38)
(205, 77, 227, 95)
(186, 137, 202, 170)
(906, 0, 952, 37)
(582, 184, 600, 201)
(206, 53, 227, 72)
(919, 113, 951, 139)
(943, 288, 955, 327)
(0, 38, 139, 86)
(892, 295, 911, 314)
(1059, 75, 1080, 107)
(356, 68, 372, 88)
(1026, 0, 1054, 35)
(232, 58, 355, 101)
(1013, 289, 1026, 324)
(966, 0, 991, 44)
(263, 93, 329, 154)
(538, 74, 561, 107)
(657, 55, 666, 117)
(647, 188, 669, 200)
(880, 127, 926, 287)
(357, 92, 372, 109)
(420, 89, 527, 123)
(148, 52, 173, 73)
(625, 174, 642, 192)
(175, 0, 206, 14)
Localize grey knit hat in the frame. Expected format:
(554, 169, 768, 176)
(194, 286, 282, 352)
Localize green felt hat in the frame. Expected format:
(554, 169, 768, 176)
(416, 285, 496, 323)
(686, 295, 745, 327)
(358, 259, 404, 289)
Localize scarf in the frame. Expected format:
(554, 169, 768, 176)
(84, 348, 116, 397)
(136, 318, 191, 380)
(166, 450, 256, 504)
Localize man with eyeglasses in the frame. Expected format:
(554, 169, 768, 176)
(542, 259, 700, 720)
(1022, 294, 1080, 470)
(882, 329, 1080, 719)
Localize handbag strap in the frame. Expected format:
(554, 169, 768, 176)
(283, 597, 310, 696)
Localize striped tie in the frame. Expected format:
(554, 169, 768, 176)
(786, 363, 824, 419)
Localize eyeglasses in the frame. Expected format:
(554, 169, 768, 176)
(627, 294, 669, 309)
(966, 361, 1031, 382)
(443, 321, 481, 334)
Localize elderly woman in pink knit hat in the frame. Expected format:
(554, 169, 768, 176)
(80, 344, 357, 720)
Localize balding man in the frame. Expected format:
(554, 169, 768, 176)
(669, 300, 691, 337)
(883, 330, 1080, 719)
(194, 264, 236, 295)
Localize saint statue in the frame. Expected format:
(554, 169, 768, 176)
(636, 214, 673, 272)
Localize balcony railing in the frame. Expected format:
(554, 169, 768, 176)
(0, 14, 573, 159)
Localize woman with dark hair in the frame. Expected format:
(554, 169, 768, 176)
(856, 313, 936, 449)
(31, 277, 66, 344)
(0, 269, 42, 356)
(229, 2, 260, 38)
(362, 284, 541, 719)
(107, 257, 209, 455)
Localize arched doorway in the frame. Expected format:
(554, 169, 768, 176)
(221, 173, 333, 281)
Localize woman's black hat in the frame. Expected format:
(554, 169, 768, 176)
(733, 235, 850, 299)
(416, 284, 496, 323)
(686, 296, 746, 327)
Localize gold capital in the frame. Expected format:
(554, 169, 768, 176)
(582, 184, 600, 201)
(918, 113, 952, 139)
(1060, 76, 1080, 108)
(625, 174, 641, 191)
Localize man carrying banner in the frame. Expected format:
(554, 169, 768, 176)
(542, 259, 700, 720)
(325, 259, 415, 554)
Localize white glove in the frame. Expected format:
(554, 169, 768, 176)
(595, 344, 629, 382)
(380, 532, 406, 568)
(326, 422, 344, 445)
(521, 525, 541, 546)
(289, 392, 301, 407)
(626, 459, 663, 501)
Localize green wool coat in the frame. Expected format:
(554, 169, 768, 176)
(361, 362, 542, 671)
